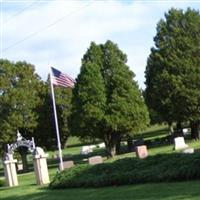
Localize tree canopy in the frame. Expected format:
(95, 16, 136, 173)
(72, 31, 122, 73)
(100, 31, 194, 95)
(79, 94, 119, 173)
(70, 41, 149, 157)
(0, 60, 43, 146)
(145, 8, 200, 138)
(0, 60, 72, 158)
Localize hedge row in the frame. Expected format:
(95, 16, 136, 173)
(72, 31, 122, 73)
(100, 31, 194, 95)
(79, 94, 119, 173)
(50, 153, 200, 189)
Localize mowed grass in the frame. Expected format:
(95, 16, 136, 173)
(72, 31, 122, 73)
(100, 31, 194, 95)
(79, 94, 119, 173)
(1, 178, 200, 200)
(1, 125, 200, 199)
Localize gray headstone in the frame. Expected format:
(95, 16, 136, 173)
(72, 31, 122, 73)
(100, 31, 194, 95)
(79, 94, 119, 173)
(88, 156, 103, 165)
(63, 161, 74, 169)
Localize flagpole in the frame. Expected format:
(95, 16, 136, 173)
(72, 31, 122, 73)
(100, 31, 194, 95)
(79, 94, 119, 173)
(50, 69, 64, 171)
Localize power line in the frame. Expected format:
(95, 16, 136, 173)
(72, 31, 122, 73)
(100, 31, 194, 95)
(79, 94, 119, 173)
(3, 1, 94, 52)
(4, 0, 40, 24)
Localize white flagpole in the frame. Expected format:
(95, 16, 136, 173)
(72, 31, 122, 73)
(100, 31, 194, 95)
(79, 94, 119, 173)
(50, 69, 64, 171)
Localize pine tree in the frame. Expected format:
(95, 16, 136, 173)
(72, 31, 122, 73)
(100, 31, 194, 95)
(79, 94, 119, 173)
(145, 8, 200, 138)
(70, 41, 149, 157)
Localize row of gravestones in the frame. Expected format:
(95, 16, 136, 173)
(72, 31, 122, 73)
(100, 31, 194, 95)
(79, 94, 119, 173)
(59, 155, 104, 170)
(136, 136, 195, 159)
(58, 136, 194, 170)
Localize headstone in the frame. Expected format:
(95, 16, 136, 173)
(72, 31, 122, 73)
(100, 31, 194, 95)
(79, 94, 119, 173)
(182, 148, 194, 154)
(174, 137, 188, 150)
(98, 143, 105, 148)
(17, 163, 23, 171)
(89, 145, 96, 149)
(80, 146, 93, 155)
(135, 145, 148, 159)
(88, 156, 103, 165)
(62, 161, 74, 169)
(183, 128, 190, 135)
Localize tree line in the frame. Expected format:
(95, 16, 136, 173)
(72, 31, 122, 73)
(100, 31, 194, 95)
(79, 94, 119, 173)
(0, 8, 199, 161)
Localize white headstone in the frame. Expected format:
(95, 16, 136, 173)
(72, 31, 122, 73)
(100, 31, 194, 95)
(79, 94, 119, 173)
(182, 148, 194, 154)
(89, 145, 96, 149)
(98, 143, 105, 148)
(174, 137, 188, 150)
(183, 128, 190, 135)
(80, 146, 93, 155)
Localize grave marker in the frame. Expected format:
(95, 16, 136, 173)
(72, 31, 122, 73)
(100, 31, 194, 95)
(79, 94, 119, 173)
(174, 137, 188, 150)
(135, 145, 148, 159)
(88, 156, 103, 165)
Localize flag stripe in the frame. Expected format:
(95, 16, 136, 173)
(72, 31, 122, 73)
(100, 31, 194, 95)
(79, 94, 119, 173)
(51, 67, 75, 88)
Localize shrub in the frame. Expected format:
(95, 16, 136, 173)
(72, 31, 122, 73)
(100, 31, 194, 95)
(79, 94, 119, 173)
(49, 153, 200, 189)
(0, 179, 5, 187)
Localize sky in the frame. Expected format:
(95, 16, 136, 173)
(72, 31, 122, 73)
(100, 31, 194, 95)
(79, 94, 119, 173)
(1, 0, 200, 89)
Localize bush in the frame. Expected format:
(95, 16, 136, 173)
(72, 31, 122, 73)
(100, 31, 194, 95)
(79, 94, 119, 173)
(0, 179, 5, 187)
(50, 153, 200, 189)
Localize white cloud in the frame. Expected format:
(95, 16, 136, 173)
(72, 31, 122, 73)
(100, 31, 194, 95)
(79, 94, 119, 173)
(2, 0, 200, 88)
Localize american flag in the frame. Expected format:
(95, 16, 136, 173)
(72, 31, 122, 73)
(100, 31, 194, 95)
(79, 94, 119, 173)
(51, 67, 75, 88)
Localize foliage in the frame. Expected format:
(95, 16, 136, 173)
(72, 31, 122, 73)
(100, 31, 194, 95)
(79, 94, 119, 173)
(50, 153, 200, 189)
(34, 83, 72, 150)
(145, 8, 200, 137)
(0, 59, 43, 155)
(70, 41, 149, 157)
(0, 179, 5, 187)
(0, 59, 72, 154)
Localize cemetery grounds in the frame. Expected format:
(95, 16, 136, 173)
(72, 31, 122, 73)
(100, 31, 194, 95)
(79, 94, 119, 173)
(1, 125, 200, 200)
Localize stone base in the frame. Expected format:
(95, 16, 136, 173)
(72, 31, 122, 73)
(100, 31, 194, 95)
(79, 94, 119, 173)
(182, 148, 194, 154)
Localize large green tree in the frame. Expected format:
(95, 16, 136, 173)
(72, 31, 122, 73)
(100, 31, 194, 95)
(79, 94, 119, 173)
(0, 59, 43, 169)
(145, 8, 200, 138)
(0, 60, 72, 169)
(70, 41, 149, 157)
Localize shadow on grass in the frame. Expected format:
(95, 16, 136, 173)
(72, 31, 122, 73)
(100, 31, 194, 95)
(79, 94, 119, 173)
(135, 127, 169, 140)
(1, 181, 200, 200)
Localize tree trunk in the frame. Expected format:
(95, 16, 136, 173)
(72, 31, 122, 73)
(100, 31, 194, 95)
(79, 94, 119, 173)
(104, 133, 119, 158)
(168, 122, 174, 135)
(191, 121, 200, 140)
(127, 136, 133, 152)
(116, 135, 121, 155)
(176, 121, 183, 136)
(106, 145, 116, 158)
(18, 147, 28, 172)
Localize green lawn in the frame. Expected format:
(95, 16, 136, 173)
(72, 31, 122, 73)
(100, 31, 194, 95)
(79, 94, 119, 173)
(1, 178, 200, 200)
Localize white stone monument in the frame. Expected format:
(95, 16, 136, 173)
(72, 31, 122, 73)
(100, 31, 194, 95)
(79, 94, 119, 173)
(3, 153, 18, 187)
(33, 147, 50, 185)
(80, 145, 93, 155)
(174, 137, 188, 150)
